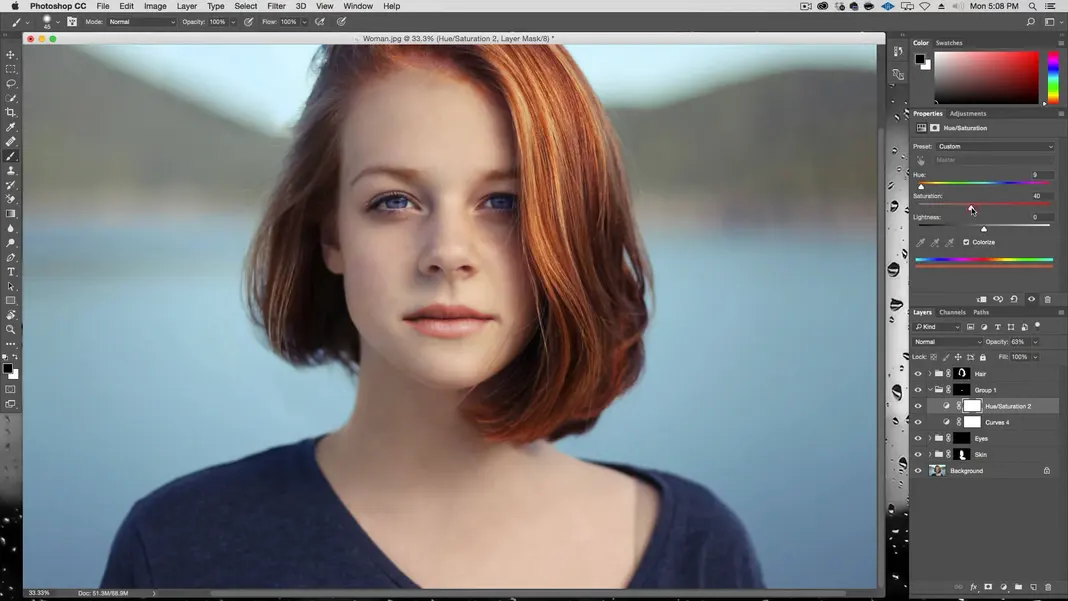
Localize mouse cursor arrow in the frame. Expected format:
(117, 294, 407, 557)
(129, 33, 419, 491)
(968, 205, 977, 217)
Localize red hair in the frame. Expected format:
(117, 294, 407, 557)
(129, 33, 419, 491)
(245, 45, 651, 443)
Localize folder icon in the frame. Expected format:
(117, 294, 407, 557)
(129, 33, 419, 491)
(964, 415, 981, 428)
(935, 369, 944, 377)
(934, 434, 944, 441)
(934, 450, 944, 458)
(963, 399, 983, 413)
(935, 386, 944, 393)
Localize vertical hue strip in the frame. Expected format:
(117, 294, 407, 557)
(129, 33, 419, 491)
(1049, 51, 1060, 105)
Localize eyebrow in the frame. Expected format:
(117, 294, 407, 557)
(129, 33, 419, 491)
(348, 165, 517, 188)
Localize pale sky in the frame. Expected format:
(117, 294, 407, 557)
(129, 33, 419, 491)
(87, 44, 876, 135)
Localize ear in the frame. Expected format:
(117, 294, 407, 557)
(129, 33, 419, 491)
(323, 244, 344, 275)
(321, 215, 344, 275)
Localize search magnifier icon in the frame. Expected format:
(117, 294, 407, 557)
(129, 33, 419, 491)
(1029, 1, 1037, 8)
(4, 324, 14, 334)
(1027, 16, 1036, 24)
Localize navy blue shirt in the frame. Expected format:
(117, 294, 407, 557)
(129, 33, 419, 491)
(101, 437, 764, 589)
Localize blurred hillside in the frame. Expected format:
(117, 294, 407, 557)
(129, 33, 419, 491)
(24, 47, 875, 224)
(24, 47, 289, 215)
(607, 68, 876, 224)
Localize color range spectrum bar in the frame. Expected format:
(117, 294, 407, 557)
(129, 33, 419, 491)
(1049, 51, 1060, 106)
(915, 257, 1054, 269)
(916, 180, 1050, 185)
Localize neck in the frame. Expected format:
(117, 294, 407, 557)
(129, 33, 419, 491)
(322, 347, 554, 495)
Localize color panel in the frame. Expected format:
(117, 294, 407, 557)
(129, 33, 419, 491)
(1048, 51, 1060, 105)
(934, 51, 1040, 105)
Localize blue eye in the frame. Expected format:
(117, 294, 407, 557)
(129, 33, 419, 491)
(483, 194, 517, 211)
(370, 193, 413, 212)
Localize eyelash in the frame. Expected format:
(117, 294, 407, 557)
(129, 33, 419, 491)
(366, 192, 518, 213)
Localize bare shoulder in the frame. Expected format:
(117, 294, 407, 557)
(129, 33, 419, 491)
(557, 455, 661, 549)
(568, 455, 659, 498)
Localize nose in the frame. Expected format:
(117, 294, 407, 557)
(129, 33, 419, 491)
(417, 209, 478, 280)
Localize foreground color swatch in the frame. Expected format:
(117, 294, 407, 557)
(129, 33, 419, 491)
(934, 51, 1040, 105)
(1049, 51, 1060, 105)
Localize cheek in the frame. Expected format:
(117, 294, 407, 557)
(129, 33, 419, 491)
(499, 237, 536, 318)
(337, 231, 409, 322)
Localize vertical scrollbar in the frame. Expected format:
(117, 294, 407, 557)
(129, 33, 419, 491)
(0, 30, 20, 417)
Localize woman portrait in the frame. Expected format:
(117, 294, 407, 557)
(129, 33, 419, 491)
(99, 44, 764, 590)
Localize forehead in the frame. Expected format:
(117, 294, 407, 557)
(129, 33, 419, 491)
(339, 66, 516, 172)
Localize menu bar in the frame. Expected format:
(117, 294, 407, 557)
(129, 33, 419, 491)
(4, 11, 1065, 31)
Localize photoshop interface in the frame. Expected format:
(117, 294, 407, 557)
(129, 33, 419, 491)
(0, 1, 1065, 599)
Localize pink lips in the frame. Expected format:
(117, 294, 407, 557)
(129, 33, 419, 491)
(403, 304, 494, 339)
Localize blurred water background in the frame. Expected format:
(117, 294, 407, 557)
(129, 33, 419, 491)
(17, 44, 880, 590)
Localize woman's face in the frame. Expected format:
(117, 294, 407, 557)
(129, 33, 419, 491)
(325, 64, 537, 390)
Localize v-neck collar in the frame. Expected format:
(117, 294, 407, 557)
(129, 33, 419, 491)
(296, 435, 676, 589)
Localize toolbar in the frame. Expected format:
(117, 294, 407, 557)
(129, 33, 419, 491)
(0, 0, 1062, 12)
(0, 35, 20, 416)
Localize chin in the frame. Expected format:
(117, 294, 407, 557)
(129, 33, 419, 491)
(406, 364, 496, 391)
(400, 350, 507, 391)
